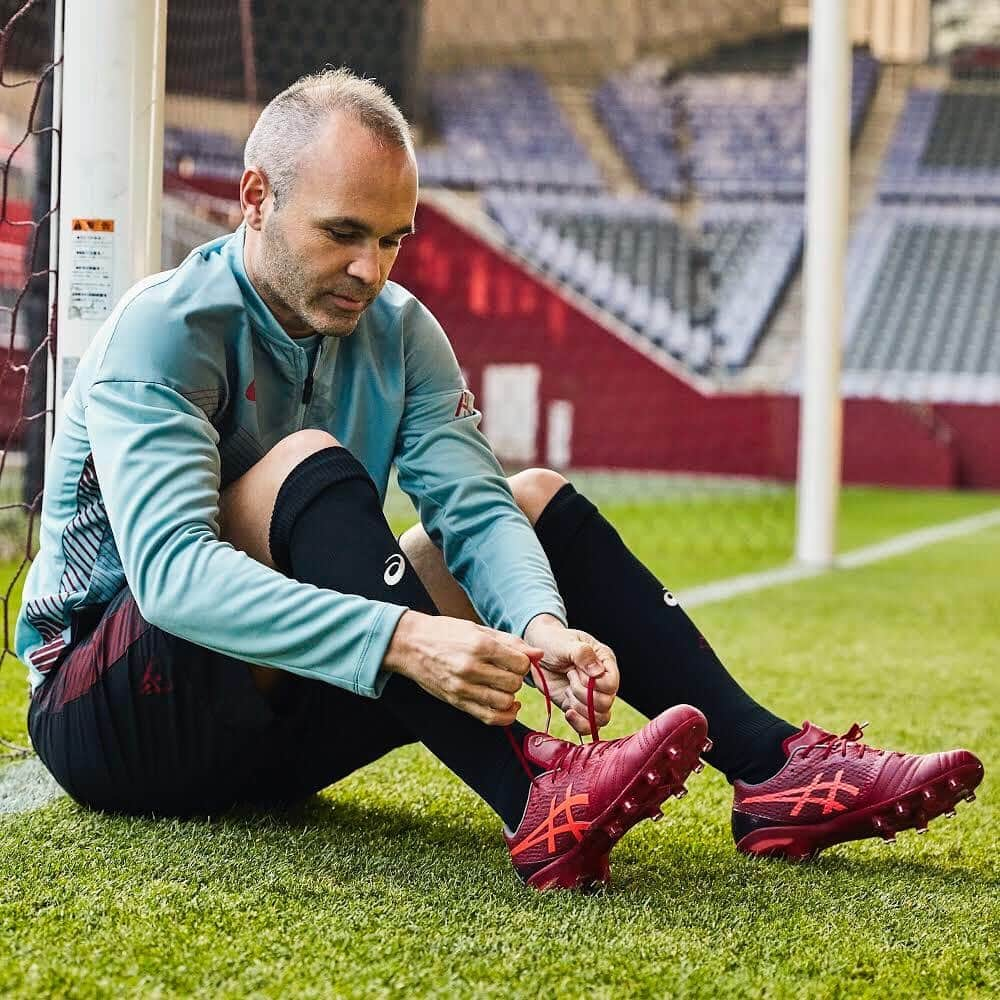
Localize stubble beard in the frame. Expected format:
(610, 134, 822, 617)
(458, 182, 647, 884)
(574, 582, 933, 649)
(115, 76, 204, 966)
(257, 218, 360, 338)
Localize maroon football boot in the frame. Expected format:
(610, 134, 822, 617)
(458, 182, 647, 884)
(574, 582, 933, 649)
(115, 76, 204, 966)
(732, 721, 984, 861)
(504, 703, 710, 891)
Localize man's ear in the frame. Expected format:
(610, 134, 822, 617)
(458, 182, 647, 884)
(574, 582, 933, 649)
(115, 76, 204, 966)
(240, 167, 271, 230)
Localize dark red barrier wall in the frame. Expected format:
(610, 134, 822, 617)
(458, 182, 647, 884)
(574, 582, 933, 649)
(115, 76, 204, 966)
(390, 202, 1000, 489)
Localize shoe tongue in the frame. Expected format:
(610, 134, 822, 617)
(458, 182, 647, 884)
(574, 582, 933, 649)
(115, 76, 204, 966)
(523, 731, 572, 770)
(782, 721, 836, 757)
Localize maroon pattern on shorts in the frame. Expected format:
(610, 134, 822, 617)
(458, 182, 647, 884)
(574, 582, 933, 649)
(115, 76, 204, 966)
(37, 591, 153, 713)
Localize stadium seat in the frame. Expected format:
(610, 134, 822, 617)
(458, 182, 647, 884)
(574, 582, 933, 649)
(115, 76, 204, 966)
(841, 205, 1000, 403)
(879, 88, 1000, 203)
(418, 67, 602, 192)
(595, 47, 877, 201)
(484, 191, 803, 376)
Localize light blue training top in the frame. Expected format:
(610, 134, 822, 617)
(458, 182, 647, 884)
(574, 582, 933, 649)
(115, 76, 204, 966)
(15, 226, 567, 696)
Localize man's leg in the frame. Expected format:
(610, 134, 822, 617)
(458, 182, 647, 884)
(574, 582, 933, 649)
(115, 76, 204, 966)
(401, 468, 796, 785)
(221, 435, 718, 889)
(220, 430, 537, 828)
(402, 469, 985, 862)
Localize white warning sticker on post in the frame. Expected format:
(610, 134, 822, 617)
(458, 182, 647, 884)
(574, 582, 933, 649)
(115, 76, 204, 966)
(69, 218, 114, 321)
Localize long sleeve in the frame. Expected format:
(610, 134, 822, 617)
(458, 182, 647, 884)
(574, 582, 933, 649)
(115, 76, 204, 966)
(86, 378, 406, 697)
(392, 302, 567, 637)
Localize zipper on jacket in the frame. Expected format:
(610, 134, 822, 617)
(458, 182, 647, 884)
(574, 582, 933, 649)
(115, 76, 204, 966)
(299, 337, 324, 418)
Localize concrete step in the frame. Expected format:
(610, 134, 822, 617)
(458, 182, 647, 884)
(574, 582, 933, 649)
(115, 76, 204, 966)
(547, 81, 640, 195)
(850, 64, 915, 222)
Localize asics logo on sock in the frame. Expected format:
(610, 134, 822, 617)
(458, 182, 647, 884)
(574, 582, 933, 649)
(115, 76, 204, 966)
(384, 554, 406, 586)
(509, 783, 591, 857)
(742, 769, 861, 817)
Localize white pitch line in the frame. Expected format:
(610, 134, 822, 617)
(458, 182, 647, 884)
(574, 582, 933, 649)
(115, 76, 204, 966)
(681, 507, 1000, 609)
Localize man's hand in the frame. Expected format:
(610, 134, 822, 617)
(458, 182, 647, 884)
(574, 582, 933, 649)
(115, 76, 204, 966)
(383, 610, 541, 726)
(522, 613, 620, 737)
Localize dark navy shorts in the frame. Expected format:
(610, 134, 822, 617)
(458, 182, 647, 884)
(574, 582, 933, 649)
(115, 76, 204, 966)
(28, 586, 412, 817)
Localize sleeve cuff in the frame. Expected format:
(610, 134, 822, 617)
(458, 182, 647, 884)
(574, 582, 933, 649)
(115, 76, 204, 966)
(517, 606, 568, 640)
(353, 602, 410, 698)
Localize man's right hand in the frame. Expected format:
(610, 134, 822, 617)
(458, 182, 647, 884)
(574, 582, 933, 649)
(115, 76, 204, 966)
(383, 610, 542, 726)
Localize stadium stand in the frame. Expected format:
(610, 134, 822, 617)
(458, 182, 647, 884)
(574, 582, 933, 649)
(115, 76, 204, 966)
(484, 191, 801, 374)
(160, 37, 1000, 408)
(934, 0, 1000, 66)
(701, 203, 802, 371)
(595, 48, 878, 201)
(592, 70, 686, 199)
(879, 87, 1000, 202)
(843, 205, 1000, 404)
(164, 126, 244, 196)
(417, 67, 602, 191)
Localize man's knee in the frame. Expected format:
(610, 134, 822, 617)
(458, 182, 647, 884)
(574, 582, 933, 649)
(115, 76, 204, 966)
(268, 429, 343, 479)
(218, 429, 345, 571)
(508, 468, 568, 525)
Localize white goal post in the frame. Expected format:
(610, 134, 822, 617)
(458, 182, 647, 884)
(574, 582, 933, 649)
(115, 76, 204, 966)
(50, 0, 167, 437)
(796, 0, 850, 567)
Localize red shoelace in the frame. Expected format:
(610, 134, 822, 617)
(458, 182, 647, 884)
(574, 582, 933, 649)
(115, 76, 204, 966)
(803, 722, 902, 761)
(504, 654, 601, 784)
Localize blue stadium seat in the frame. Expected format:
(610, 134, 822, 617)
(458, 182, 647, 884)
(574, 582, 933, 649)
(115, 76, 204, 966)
(418, 67, 602, 192)
(595, 49, 877, 201)
(879, 88, 1000, 203)
(484, 191, 803, 376)
(841, 205, 1000, 402)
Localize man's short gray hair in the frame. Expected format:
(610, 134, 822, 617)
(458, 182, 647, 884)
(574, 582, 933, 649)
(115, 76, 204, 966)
(244, 67, 414, 205)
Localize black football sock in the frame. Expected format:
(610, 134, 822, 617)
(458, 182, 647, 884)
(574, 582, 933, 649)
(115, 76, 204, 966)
(269, 446, 537, 828)
(533, 482, 796, 784)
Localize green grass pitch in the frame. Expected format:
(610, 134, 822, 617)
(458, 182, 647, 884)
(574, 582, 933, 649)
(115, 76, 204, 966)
(0, 485, 997, 998)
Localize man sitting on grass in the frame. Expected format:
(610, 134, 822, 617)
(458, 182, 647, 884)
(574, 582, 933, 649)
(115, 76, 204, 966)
(16, 69, 982, 890)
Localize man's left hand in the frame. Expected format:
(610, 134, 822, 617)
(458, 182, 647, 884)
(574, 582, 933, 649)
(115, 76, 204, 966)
(522, 613, 620, 737)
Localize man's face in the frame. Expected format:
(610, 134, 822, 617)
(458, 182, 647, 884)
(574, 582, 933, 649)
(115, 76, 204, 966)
(247, 113, 418, 338)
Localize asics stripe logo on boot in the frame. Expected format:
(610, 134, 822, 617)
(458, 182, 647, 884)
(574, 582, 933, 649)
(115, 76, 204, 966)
(741, 769, 860, 817)
(732, 720, 985, 861)
(509, 783, 590, 858)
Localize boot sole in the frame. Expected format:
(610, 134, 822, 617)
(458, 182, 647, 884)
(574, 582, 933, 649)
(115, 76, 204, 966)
(735, 757, 985, 861)
(525, 711, 710, 891)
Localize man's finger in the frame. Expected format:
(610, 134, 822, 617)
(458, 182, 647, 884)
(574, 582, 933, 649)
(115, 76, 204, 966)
(479, 625, 544, 661)
(594, 642, 618, 674)
(572, 641, 605, 678)
(570, 696, 612, 729)
(564, 708, 593, 736)
(457, 694, 520, 727)
(466, 662, 525, 695)
(479, 641, 533, 677)
(571, 698, 611, 727)
(480, 633, 542, 675)
(582, 646, 619, 696)
(566, 668, 615, 713)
